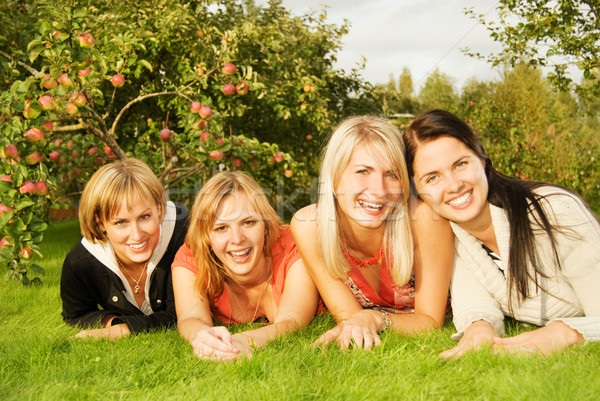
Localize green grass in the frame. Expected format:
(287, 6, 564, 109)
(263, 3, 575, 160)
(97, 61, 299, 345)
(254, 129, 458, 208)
(1, 220, 600, 400)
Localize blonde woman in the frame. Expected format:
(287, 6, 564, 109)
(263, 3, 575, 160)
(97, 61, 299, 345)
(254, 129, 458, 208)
(172, 171, 320, 361)
(60, 158, 188, 339)
(291, 115, 454, 349)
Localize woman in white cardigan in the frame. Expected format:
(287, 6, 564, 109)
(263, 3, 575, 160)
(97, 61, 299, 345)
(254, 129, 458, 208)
(404, 109, 600, 358)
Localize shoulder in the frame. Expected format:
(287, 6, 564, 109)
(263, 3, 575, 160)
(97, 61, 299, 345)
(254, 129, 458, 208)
(533, 186, 597, 223)
(290, 204, 318, 236)
(408, 195, 452, 238)
(63, 241, 98, 269)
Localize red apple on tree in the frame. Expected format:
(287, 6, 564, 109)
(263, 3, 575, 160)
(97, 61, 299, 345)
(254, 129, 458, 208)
(200, 131, 211, 142)
(0, 236, 11, 248)
(23, 99, 41, 119)
(0, 175, 12, 183)
(19, 247, 33, 259)
(111, 74, 125, 87)
(4, 144, 18, 159)
(60, 73, 74, 88)
(25, 128, 44, 143)
(216, 137, 225, 146)
(42, 120, 54, 131)
(49, 150, 60, 161)
(306, 134, 313, 140)
(65, 102, 78, 116)
(221, 83, 236, 95)
(78, 32, 94, 49)
(232, 158, 242, 167)
(38, 95, 54, 111)
(208, 150, 224, 161)
(160, 129, 172, 141)
(303, 84, 314, 93)
(87, 147, 98, 155)
(0, 204, 12, 217)
(19, 181, 36, 194)
(34, 181, 48, 195)
(222, 63, 236, 75)
(79, 69, 92, 77)
(67, 140, 75, 148)
(199, 106, 212, 119)
(104, 146, 112, 155)
(71, 92, 87, 107)
(274, 152, 284, 162)
(25, 152, 44, 165)
(236, 82, 249, 95)
(284, 169, 294, 178)
(42, 74, 57, 89)
(190, 102, 202, 113)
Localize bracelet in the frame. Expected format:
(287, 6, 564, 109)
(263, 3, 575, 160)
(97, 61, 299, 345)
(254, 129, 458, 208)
(379, 310, 392, 332)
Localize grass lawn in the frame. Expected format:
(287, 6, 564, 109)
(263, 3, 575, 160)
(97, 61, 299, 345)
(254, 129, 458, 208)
(1, 219, 599, 400)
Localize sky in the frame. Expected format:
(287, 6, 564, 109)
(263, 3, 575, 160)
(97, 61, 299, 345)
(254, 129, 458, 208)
(257, 0, 504, 90)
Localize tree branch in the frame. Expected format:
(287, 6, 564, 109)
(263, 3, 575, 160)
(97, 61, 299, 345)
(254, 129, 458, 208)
(0, 50, 39, 76)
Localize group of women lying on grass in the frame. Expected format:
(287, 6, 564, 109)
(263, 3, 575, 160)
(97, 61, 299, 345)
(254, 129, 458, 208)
(60, 109, 600, 361)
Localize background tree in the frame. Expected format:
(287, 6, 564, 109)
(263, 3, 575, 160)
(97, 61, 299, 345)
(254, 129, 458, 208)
(0, 0, 369, 283)
(464, 0, 600, 98)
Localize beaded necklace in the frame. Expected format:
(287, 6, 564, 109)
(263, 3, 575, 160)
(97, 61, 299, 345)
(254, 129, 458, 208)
(344, 242, 384, 267)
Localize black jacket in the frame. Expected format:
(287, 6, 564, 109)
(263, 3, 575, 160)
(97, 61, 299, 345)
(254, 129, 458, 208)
(60, 204, 188, 333)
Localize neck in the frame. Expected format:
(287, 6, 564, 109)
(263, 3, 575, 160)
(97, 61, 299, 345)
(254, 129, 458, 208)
(338, 212, 385, 256)
(460, 203, 498, 252)
(227, 257, 271, 290)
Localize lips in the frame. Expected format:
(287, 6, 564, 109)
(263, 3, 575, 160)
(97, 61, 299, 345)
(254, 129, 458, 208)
(446, 190, 472, 207)
(228, 247, 252, 262)
(128, 240, 148, 250)
(358, 199, 383, 212)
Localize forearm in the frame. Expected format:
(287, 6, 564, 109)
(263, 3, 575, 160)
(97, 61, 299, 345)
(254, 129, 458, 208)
(388, 311, 442, 334)
(177, 317, 214, 345)
(238, 318, 306, 349)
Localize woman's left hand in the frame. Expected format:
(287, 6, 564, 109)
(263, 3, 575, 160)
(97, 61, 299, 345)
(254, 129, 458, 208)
(230, 333, 256, 359)
(314, 309, 382, 350)
(73, 323, 131, 340)
(492, 321, 584, 355)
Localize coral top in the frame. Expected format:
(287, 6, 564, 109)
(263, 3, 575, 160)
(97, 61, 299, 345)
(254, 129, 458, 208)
(173, 226, 302, 323)
(343, 256, 415, 313)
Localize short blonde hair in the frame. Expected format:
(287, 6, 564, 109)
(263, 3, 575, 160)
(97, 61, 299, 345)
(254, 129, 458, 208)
(186, 171, 282, 303)
(78, 158, 166, 242)
(318, 115, 413, 285)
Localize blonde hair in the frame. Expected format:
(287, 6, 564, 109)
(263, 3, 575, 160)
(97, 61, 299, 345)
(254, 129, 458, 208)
(187, 171, 282, 303)
(318, 115, 413, 285)
(78, 158, 166, 242)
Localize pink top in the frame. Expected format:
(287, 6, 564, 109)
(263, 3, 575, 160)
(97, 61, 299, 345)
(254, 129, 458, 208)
(343, 256, 415, 313)
(173, 226, 302, 323)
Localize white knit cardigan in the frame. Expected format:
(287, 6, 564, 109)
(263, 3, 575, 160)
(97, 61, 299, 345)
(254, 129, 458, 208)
(450, 186, 600, 342)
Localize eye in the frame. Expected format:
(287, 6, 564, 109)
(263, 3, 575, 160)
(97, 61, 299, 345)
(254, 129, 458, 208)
(385, 171, 399, 180)
(425, 175, 439, 184)
(456, 160, 468, 169)
(356, 169, 368, 175)
(113, 219, 126, 226)
(213, 225, 227, 232)
(140, 213, 150, 221)
(243, 219, 257, 227)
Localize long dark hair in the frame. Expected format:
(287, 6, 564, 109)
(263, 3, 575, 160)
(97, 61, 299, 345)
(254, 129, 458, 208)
(404, 109, 567, 308)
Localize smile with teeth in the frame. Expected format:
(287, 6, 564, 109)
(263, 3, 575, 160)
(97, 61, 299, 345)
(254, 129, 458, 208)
(128, 240, 148, 250)
(446, 190, 472, 207)
(358, 200, 383, 212)
(228, 248, 252, 258)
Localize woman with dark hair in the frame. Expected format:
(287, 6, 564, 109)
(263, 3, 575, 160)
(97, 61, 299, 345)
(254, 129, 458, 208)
(405, 109, 600, 358)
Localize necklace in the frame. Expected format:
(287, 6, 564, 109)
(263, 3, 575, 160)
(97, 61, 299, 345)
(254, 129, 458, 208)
(117, 258, 147, 294)
(229, 278, 270, 323)
(344, 242, 384, 267)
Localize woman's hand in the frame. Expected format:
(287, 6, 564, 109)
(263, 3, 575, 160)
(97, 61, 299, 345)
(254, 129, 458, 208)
(191, 326, 240, 361)
(314, 309, 383, 350)
(230, 333, 257, 360)
(492, 321, 584, 355)
(440, 320, 497, 359)
(73, 323, 130, 340)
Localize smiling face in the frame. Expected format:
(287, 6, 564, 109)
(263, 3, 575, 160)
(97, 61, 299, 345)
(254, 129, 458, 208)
(412, 136, 490, 230)
(209, 191, 268, 281)
(99, 195, 161, 268)
(334, 142, 402, 230)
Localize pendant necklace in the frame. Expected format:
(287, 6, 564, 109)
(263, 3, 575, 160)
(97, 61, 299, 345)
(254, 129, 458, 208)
(117, 258, 148, 294)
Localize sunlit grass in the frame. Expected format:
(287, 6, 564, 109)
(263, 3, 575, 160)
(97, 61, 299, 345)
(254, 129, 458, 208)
(1, 219, 599, 400)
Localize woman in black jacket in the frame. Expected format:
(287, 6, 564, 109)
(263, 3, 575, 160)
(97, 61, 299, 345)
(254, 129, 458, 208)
(60, 158, 187, 339)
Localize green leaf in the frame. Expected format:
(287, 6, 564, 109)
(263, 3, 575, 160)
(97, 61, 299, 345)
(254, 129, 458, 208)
(139, 59, 153, 72)
(584, 69, 591, 79)
(29, 47, 45, 63)
(27, 39, 42, 51)
(39, 22, 52, 35)
(15, 198, 35, 211)
(30, 264, 46, 276)
(29, 221, 48, 232)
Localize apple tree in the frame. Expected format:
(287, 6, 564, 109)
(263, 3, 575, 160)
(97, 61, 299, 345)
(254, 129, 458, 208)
(0, 0, 369, 283)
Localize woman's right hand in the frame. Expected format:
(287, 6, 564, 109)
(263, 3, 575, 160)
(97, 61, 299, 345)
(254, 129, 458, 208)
(440, 320, 497, 359)
(314, 309, 383, 350)
(191, 326, 240, 361)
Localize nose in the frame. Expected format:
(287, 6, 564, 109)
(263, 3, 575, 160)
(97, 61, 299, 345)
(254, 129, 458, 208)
(368, 174, 386, 198)
(446, 172, 464, 193)
(129, 221, 143, 241)
(230, 226, 246, 244)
